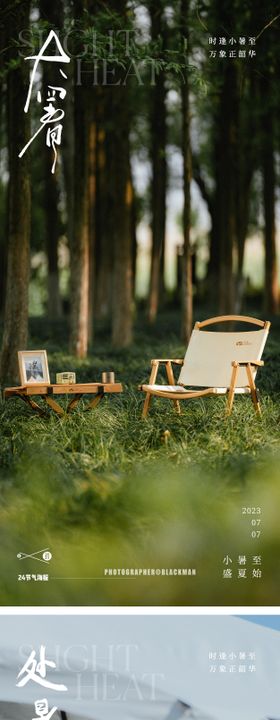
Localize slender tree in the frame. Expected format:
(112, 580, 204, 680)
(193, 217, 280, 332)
(147, 0, 167, 323)
(39, 0, 63, 321)
(94, 88, 114, 321)
(0, 11, 8, 317)
(261, 75, 278, 314)
(69, 0, 91, 357)
(111, 0, 134, 348)
(61, 55, 75, 313)
(111, 85, 134, 347)
(44, 150, 63, 320)
(216, 64, 238, 314)
(0, 0, 31, 384)
(87, 91, 97, 345)
(235, 76, 256, 310)
(181, 0, 192, 342)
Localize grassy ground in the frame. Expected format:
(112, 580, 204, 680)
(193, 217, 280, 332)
(0, 308, 280, 605)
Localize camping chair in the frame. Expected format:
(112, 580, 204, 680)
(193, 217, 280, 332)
(139, 315, 270, 418)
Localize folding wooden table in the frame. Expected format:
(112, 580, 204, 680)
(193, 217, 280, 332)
(4, 382, 123, 417)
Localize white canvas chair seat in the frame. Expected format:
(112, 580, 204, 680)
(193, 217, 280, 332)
(142, 384, 190, 393)
(139, 315, 270, 418)
(142, 384, 252, 396)
(210, 386, 251, 395)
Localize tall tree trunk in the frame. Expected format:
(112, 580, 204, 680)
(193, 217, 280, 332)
(147, 0, 167, 323)
(0, 241, 6, 317)
(234, 173, 251, 314)
(88, 105, 97, 345)
(130, 163, 138, 300)
(69, 1, 91, 358)
(234, 77, 256, 313)
(216, 65, 238, 314)
(40, 0, 63, 321)
(70, 85, 90, 357)
(61, 63, 75, 315)
(0, 0, 31, 385)
(44, 153, 62, 321)
(111, 83, 133, 347)
(0, 16, 8, 317)
(94, 89, 114, 321)
(192, 152, 217, 304)
(181, 0, 192, 343)
(110, 0, 133, 348)
(262, 78, 278, 314)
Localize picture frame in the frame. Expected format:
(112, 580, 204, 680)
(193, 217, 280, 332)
(18, 350, 50, 386)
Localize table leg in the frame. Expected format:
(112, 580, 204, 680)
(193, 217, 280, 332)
(43, 396, 65, 416)
(84, 392, 104, 411)
(18, 394, 48, 417)
(67, 394, 82, 413)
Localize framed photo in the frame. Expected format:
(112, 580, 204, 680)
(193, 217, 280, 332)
(18, 350, 50, 386)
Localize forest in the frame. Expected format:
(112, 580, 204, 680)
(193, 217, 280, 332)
(0, 0, 280, 606)
(1, 0, 280, 377)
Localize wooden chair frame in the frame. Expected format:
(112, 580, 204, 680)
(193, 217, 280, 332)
(139, 316, 270, 418)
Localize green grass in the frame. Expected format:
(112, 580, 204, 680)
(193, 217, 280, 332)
(0, 309, 280, 606)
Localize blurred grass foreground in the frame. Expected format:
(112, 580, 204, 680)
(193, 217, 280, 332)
(0, 310, 280, 606)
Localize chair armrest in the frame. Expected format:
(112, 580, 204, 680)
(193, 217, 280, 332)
(146, 359, 184, 386)
(231, 360, 264, 367)
(151, 358, 184, 365)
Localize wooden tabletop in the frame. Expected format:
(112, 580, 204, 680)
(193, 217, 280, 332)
(4, 382, 123, 398)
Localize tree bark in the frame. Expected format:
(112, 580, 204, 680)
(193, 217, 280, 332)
(216, 65, 238, 314)
(69, 1, 91, 358)
(234, 76, 256, 313)
(261, 78, 278, 314)
(70, 85, 90, 357)
(94, 88, 114, 321)
(181, 0, 192, 343)
(0, 15, 8, 317)
(61, 63, 75, 315)
(39, 0, 63, 320)
(130, 162, 138, 299)
(147, 0, 167, 323)
(111, 82, 133, 347)
(44, 152, 62, 321)
(87, 105, 97, 345)
(0, 199, 7, 316)
(110, 0, 133, 348)
(0, 0, 31, 385)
